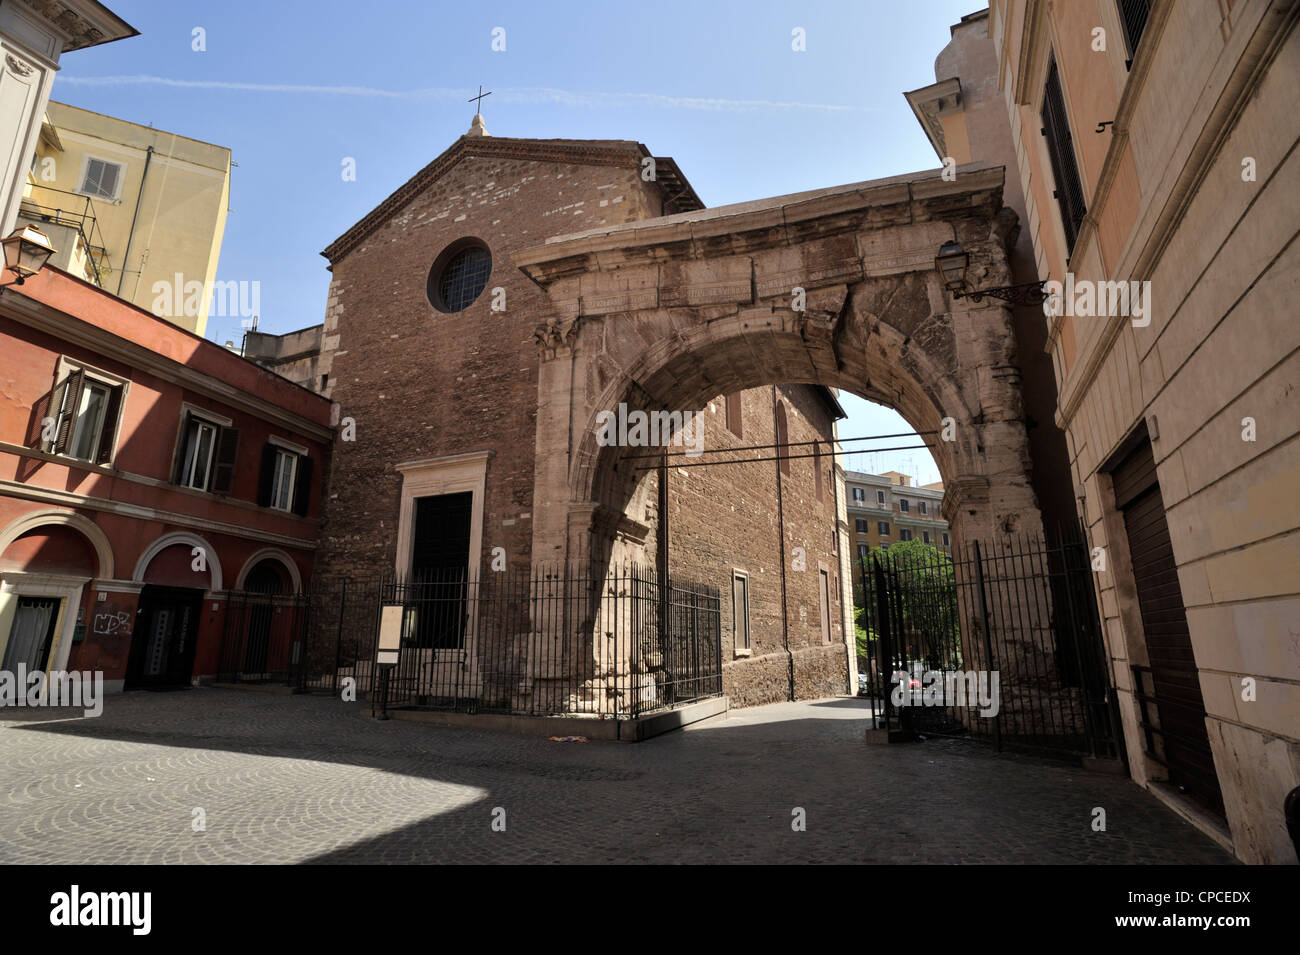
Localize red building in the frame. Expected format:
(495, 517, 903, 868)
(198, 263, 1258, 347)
(0, 264, 331, 692)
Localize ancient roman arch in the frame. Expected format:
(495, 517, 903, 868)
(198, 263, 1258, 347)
(516, 163, 1043, 569)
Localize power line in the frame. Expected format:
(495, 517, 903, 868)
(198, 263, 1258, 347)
(620, 429, 939, 461)
(633, 442, 933, 471)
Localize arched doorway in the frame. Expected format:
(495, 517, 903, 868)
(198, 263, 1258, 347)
(240, 558, 286, 676)
(0, 512, 108, 676)
(129, 533, 219, 689)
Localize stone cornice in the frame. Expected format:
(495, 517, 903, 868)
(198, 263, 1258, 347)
(903, 77, 962, 161)
(0, 478, 318, 551)
(0, 290, 334, 443)
(16, 0, 138, 52)
(514, 164, 1005, 290)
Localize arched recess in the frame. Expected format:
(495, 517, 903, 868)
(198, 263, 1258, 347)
(0, 509, 115, 579)
(573, 288, 989, 566)
(133, 531, 224, 592)
(234, 548, 303, 593)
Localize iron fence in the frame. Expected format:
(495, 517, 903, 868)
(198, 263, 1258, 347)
(215, 564, 722, 720)
(855, 534, 1121, 760)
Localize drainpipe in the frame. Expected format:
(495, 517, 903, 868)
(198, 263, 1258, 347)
(772, 386, 794, 701)
(117, 144, 154, 297)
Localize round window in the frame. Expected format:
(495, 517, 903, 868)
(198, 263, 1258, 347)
(427, 240, 492, 313)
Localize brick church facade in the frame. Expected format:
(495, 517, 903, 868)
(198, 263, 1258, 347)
(253, 121, 854, 706)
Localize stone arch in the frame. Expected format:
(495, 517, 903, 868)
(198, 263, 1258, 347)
(234, 548, 303, 593)
(519, 163, 1042, 569)
(133, 531, 224, 592)
(0, 509, 114, 579)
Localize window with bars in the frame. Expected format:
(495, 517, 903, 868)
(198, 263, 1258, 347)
(428, 241, 492, 312)
(1118, 0, 1151, 69)
(1042, 54, 1088, 255)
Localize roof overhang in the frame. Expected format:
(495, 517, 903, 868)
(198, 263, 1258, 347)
(13, 0, 138, 53)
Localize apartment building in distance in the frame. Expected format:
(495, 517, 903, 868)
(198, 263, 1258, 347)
(19, 100, 232, 337)
(845, 469, 950, 559)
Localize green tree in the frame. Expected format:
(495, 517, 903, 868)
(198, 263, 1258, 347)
(859, 539, 961, 669)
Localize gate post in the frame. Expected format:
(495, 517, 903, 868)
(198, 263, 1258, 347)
(972, 540, 1002, 753)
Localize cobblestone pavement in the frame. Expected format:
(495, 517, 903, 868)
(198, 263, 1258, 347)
(0, 689, 1234, 864)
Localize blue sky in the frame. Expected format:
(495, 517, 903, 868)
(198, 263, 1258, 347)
(54, 0, 979, 485)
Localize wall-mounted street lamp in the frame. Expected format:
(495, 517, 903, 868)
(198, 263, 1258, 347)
(935, 240, 1048, 307)
(1, 224, 57, 288)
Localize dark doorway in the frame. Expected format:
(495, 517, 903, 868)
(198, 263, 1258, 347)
(241, 561, 285, 676)
(127, 585, 202, 689)
(1112, 434, 1224, 817)
(409, 492, 472, 649)
(2, 596, 60, 673)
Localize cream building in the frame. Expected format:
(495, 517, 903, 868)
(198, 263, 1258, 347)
(976, 0, 1299, 863)
(19, 100, 232, 336)
(0, 0, 136, 239)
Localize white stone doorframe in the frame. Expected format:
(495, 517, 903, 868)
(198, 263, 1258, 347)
(0, 571, 88, 676)
(393, 451, 493, 689)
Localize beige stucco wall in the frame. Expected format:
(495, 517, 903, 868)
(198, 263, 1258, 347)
(24, 101, 230, 336)
(990, 0, 1300, 863)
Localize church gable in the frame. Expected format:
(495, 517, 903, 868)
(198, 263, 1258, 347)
(322, 136, 703, 267)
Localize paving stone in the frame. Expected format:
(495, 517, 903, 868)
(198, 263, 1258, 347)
(0, 689, 1233, 864)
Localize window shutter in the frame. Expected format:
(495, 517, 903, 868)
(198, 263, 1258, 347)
(291, 455, 313, 517)
(1041, 55, 1087, 254)
(1118, 0, 1151, 68)
(257, 443, 277, 507)
(94, 385, 122, 464)
(52, 369, 84, 454)
(210, 427, 240, 494)
(171, 411, 192, 484)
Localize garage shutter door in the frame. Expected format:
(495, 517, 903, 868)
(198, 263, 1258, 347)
(1114, 439, 1224, 817)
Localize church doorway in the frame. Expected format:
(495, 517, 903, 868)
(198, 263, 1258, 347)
(409, 491, 472, 650)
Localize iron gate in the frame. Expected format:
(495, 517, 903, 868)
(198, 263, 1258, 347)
(855, 533, 1122, 761)
(216, 565, 722, 720)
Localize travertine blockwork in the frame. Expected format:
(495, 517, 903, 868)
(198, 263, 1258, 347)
(517, 164, 1045, 568)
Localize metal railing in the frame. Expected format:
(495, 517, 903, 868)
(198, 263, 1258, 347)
(216, 564, 723, 721)
(19, 183, 114, 285)
(854, 533, 1121, 760)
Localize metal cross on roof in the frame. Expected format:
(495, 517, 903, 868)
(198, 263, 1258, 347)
(468, 85, 492, 113)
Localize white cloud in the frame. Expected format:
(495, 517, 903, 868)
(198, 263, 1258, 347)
(57, 75, 865, 113)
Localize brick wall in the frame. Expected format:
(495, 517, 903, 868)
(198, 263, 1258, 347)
(317, 150, 661, 579)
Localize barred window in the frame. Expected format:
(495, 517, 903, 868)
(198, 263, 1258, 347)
(428, 240, 492, 313)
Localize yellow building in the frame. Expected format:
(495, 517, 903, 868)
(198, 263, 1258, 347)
(846, 469, 951, 560)
(19, 100, 231, 336)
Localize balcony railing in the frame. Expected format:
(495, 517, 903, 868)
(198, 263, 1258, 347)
(18, 183, 113, 287)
